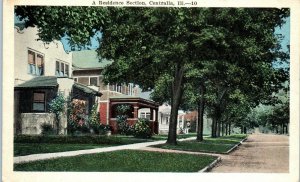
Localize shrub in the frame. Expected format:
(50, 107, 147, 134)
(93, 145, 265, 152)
(49, 93, 66, 134)
(116, 104, 131, 116)
(40, 123, 55, 135)
(133, 118, 152, 139)
(118, 122, 133, 136)
(89, 103, 102, 134)
(67, 99, 89, 135)
(14, 135, 123, 145)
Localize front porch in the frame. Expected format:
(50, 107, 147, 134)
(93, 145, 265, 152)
(108, 97, 159, 134)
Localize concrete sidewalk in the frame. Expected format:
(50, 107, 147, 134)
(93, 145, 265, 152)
(14, 137, 197, 164)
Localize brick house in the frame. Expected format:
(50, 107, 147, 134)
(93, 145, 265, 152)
(72, 50, 159, 134)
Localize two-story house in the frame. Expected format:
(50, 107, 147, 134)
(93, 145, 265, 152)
(14, 26, 101, 135)
(72, 50, 159, 134)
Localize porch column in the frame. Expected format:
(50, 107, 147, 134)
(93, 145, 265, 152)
(150, 108, 154, 121)
(155, 108, 159, 134)
(155, 108, 158, 122)
(133, 104, 139, 119)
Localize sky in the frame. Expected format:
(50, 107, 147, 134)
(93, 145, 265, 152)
(275, 17, 290, 53)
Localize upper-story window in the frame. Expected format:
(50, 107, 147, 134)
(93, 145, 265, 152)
(55, 60, 69, 77)
(128, 83, 134, 96)
(89, 77, 98, 86)
(28, 49, 44, 76)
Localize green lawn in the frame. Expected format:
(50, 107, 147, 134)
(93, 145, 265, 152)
(14, 134, 198, 156)
(151, 133, 198, 140)
(14, 150, 217, 172)
(14, 135, 154, 157)
(151, 134, 247, 154)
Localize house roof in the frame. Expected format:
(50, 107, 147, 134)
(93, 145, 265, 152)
(110, 96, 159, 108)
(73, 82, 102, 96)
(72, 50, 112, 70)
(14, 76, 102, 96)
(15, 76, 58, 89)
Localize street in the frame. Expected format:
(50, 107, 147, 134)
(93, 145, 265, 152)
(210, 133, 289, 173)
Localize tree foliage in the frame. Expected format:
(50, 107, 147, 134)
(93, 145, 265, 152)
(15, 7, 290, 143)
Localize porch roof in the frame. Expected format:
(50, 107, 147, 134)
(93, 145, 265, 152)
(14, 76, 102, 97)
(14, 76, 58, 89)
(110, 96, 159, 109)
(73, 82, 102, 96)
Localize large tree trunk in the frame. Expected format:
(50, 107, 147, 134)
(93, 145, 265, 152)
(167, 64, 185, 145)
(196, 83, 205, 142)
(211, 116, 217, 138)
(55, 114, 60, 135)
(221, 122, 225, 136)
(211, 105, 221, 138)
(218, 120, 222, 137)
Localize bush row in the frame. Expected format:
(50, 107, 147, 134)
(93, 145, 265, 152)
(14, 135, 126, 145)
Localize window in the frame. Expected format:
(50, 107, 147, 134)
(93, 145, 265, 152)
(128, 83, 134, 96)
(74, 78, 78, 82)
(166, 117, 169, 124)
(90, 77, 98, 86)
(116, 84, 122, 93)
(55, 60, 69, 77)
(65, 64, 69, 76)
(33, 92, 45, 111)
(28, 50, 44, 76)
(78, 77, 89, 85)
(60, 62, 65, 76)
(140, 112, 151, 120)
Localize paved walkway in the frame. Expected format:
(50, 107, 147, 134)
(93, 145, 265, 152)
(14, 137, 197, 164)
(210, 133, 289, 173)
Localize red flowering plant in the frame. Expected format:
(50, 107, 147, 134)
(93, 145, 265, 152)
(67, 99, 89, 135)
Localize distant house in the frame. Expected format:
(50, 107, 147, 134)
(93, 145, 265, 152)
(181, 111, 212, 135)
(144, 103, 185, 134)
(14, 26, 101, 135)
(72, 50, 159, 134)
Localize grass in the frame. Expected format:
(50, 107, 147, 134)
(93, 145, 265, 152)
(151, 133, 198, 140)
(151, 134, 247, 154)
(14, 135, 154, 156)
(14, 133, 198, 156)
(14, 150, 217, 172)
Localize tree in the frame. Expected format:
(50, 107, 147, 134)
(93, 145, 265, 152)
(16, 7, 289, 144)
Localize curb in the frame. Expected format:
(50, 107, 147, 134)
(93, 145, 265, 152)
(225, 137, 247, 154)
(198, 156, 221, 172)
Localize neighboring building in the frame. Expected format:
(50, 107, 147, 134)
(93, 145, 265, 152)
(14, 26, 101, 135)
(154, 103, 185, 134)
(72, 50, 159, 134)
(182, 111, 212, 135)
